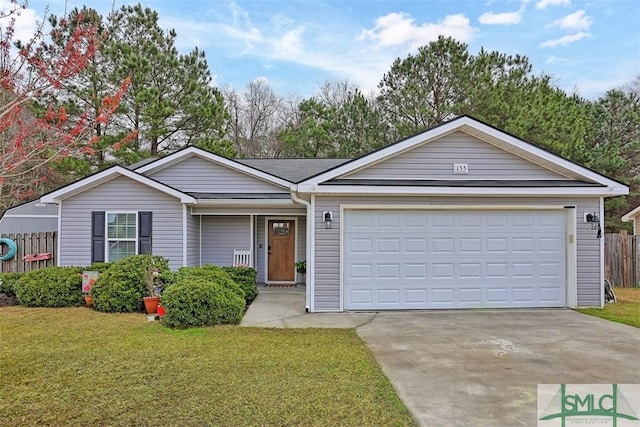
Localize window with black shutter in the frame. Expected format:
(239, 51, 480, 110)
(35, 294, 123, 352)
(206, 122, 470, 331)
(92, 211, 153, 262)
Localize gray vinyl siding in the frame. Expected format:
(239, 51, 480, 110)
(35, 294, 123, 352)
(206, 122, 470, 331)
(575, 199, 601, 306)
(186, 214, 200, 267)
(313, 195, 602, 311)
(146, 156, 288, 194)
(342, 131, 569, 181)
(201, 216, 251, 266)
(297, 215, 307, 264)
(0, 201, 58, 234)
(314, 201, 341, 310)
(59, 176, 184, 270)
(256, 218, 266, 283)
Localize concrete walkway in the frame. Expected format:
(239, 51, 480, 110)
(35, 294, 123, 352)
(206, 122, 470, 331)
(240, 285, 375, 328)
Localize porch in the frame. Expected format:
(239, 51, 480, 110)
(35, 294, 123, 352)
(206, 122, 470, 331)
(190, 212, 307, 286)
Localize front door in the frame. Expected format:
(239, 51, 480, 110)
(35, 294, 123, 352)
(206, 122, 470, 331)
(268, 219, 295, 282)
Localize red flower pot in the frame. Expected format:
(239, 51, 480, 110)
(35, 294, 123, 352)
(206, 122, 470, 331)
(143, 296, 160, 314)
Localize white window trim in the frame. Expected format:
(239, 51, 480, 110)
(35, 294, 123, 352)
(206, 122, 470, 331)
(105, 211, 138, 262)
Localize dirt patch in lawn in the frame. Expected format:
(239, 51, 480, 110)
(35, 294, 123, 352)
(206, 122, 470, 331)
(0, 293, 17, 307)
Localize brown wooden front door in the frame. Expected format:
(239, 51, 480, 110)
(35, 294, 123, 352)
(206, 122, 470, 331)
(268, 219, 295, 282)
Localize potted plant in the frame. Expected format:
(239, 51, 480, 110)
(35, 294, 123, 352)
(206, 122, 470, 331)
(142, 257, 162, 314)
(295, 260, 306, 285)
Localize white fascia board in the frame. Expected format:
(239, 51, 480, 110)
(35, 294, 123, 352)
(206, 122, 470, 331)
(41, 166, 196, 204)
(194, 198, 296, 207)
(135, 146, 293, 189)
(459, 119, 628, 191)
(298, 116, 629, 193)
(621, 205, 640, 222)
(305, 185, 628, 197)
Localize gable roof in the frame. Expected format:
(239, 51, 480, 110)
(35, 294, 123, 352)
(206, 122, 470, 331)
(40, 166, 196, 204)
(622, 206, 640, 223)
(135, 146, 293, 189)
(236, 158, 351, 182)
(297, 115, 629, 196)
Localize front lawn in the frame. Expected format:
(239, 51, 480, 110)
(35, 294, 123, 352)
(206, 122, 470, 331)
(577, 287, 640, 328)
(0, 307, 415, 426)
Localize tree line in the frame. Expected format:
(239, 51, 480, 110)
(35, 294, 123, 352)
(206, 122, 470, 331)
(1, 3, 638, 230)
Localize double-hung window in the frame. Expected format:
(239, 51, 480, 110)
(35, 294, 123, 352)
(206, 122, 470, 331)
(106, 212, 137, 261)
(91, 211, 152, 263)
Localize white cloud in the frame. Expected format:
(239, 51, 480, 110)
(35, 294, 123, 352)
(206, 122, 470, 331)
(253, 76, 271, 84)
(545, 55, 569, 64)
(358, 12, 476, 49)
(479, 10, 522, 25)
(535, 0, 571, 9)
(0, 1, 41, 45)
(540, 31, 589, 47)
(271, 26, 305, 55)
(551, 10, 592, 31)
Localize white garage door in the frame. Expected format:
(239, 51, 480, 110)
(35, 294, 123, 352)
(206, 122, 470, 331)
(343, 209, 566, 310)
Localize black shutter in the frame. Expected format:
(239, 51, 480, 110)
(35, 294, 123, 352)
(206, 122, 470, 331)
(138, 211, 153, 254)
(91, 211, 105, 263)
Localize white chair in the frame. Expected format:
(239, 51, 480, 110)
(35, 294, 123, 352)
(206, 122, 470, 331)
(233, 250, 252, 267)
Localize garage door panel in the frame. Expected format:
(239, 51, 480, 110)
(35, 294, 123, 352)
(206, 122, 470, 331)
(459, 288, 482, 303)
(460, 238, 482, 253)
(343, 209, 566, 310)
(405, 264, 427, 278)
(405, 238, 427, 253)
(349, 289, 373, 304)
(405, 289, 427, 303)
(378, 239, 400, 253)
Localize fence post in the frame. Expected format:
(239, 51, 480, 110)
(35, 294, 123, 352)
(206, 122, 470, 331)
(621, 230, 629, 287)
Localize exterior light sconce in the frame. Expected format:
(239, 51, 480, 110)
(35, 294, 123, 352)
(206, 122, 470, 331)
(585, 212, 602, 238)
(323, 211, 333, 229)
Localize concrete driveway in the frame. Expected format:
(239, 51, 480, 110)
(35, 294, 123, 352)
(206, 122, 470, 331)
(357, 310, 640, 426)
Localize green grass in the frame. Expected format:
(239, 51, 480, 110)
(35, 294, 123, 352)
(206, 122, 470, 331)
(577, 287, 640, 328)
(0, 307, 415, 426)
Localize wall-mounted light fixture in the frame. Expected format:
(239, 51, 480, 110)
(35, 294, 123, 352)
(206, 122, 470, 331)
(585, 212, 602, 238)
(323, 211, 333, 229)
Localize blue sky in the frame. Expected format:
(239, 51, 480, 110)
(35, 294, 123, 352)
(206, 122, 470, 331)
(8, 0, 640, 99)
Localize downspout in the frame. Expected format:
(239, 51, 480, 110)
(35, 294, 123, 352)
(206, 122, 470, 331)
(290, 186, 311, 312)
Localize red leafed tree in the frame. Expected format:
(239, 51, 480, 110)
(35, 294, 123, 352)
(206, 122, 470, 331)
(0, 1, 129, 210)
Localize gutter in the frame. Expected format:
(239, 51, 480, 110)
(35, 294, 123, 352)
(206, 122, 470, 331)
(290, 186, 311, 312)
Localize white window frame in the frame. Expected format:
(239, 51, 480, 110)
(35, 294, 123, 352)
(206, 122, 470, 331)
(105, 211, 138, 262)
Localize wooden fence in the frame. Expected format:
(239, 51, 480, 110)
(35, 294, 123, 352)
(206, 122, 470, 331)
(604, 231, 640, 287)
(0, 232, 56, 273)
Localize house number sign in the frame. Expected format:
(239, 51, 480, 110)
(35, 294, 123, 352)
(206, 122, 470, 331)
(453, 163, 469, 174)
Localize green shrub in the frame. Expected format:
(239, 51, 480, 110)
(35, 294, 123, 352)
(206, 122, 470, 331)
(91, 255, 169, 313)
(87, 262, 112, 273)
(176, 265, 244, 301)
(221, 266, 258, 304)
(0, 272, 22, 297)
(15, 267, 83, 307)
(162, 277, 245, 328)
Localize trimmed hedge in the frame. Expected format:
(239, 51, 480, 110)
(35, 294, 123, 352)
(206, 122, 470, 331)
(175, 265, 245, 301)
(16, 267, 83, 307)
(221, 266, 258, 305)
(91, 255, 170, 313)
(0, 272, 22, 297)
(162, 276, 245, 328)
(87, 262, 112, 273)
